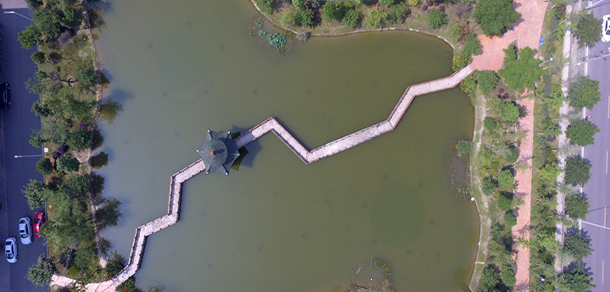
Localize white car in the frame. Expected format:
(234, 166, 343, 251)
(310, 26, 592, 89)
(4, 237, 17, 264)
(19, 217, 32, 245)
(602, 14, 610, 42)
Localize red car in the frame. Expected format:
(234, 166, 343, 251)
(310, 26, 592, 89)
(33, 212, 45, 238)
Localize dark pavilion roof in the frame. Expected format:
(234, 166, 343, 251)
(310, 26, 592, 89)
(197, 130, 240, 176)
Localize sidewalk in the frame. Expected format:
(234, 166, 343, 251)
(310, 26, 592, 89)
(470, 1, 549, 291)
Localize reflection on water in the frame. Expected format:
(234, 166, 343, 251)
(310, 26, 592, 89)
(95, 0, 479, 291)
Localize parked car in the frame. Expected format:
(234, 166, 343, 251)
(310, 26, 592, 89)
(33, 211, 45, 238)
(19, 217, 32, 245)
(0, 82, 9, 109)
(4, 237, 17, 264)
(603, 14, 610, 42)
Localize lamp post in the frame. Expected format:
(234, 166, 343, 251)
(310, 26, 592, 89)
(3, 11, 32, 21)
(14, 148, 48, 159)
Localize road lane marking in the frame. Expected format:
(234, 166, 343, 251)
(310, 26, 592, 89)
(603, 261, 605, 284)
(608, 95, 609, 119)
(607, 151, 609, 174)
(604, 207, 607, 227)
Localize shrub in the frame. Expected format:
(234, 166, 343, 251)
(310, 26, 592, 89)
(565, 195, 589, 220)
(379, 0, 394, 6)
(456, 140, 471, 157)
(117, 277, 137, 292)
(539, 162, 560, 183)
(459, 74, 477, 93)
(343, 9, 361, 28)
(565, 155, 591, 186)
(500, 266, 516, 287)
(280, 10, 296, 27)
(477, 70, 499, 94)
(36, 158, 53, 175)
(427, 8, 447, 29)
(462, 33, 482, 56)
(363, 8, 387, 28)
(483, 117, 499, 132)
(566, 119, 600, 146)
(503, 146, 519, 164)
(504, 211, 517, 227)
(323, 1, 342, 22)
(66, 129, 93, 151)
(256, 0, 274, 13)
(56, 154, 80, 173)
(498, 169, 514, 190)
(29, 133, 46, 148)
(479, 267, 500, 292)
(292, 0, 306, 9)
(26, 254, 56, 287)
(387, 4, 408, 24)
(497, 193, 513, 212)
(31, 51, 46, 65)
(452, 50, 472, 71)
(501, 102, 520, 123)
(481, 177, 498, 196)
(568, 76, 601, 110)
(408, 0, 419, 6)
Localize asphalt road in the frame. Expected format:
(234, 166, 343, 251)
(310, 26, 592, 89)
(0, 6, 48, 292)
(581, 1, 610, 291)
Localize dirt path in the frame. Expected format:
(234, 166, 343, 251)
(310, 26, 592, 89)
(470, 1, 548, 291)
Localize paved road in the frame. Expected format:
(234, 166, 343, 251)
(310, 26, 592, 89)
(0, 6, 48, 292)
(582, 1, 610, 291)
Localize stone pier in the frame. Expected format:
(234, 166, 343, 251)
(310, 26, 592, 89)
(51, 65, 474, 291)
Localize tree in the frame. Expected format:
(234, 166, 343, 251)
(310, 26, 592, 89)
(78, 61, 97, 89)
(497, 45, 545, 94)
(296, 8, 314, 27)
(565, 155, 591, 186)
(498, 169, 514, 190)
(566, 195, 589, 220)
(501, 102, 520, 123)
(473, 0, 521, 36)
(22, 179, 52, 209)
(387, 4, 407, 24)
(477, 70, 499, 94)
(323, 1, 343, 21)
(74, 245, 96, 271)
(484, 117, 499, 132)
(56, 154, 80, 173)
(292, 0, 306, 9)
(343, 9, 361, 28)
(31, 51, 46, 65)
(97, 198, 122, 229)
(567, 119, 600, 146)
(66, 129, 93, 151)
(462, 33, 482, 56)
(460, 74, 477, 93)
(500, 266, 516, 287)
(363, 8, 387, 28)
(479, 266, 500, 292)
(33, 8, 62, 39)
(255, 0, 274, 13)
(280, 10, 296, 27)
(26, 254, 56, 286)
(481, 177, 498, 196)
(427, 8, 447, 29)
(17, 25, 41, 49)
(556, 266, 595, 292)
(62, 175, 90, 200)
(574, 12, 602, 47)
(36, 158, 54, 175)
(568, 76, 601, 110)
(504, 211, 517, 227)
(539, 162, 560, 183)
(496, 193, 512, 212)
(564, 231, 593, 260)
(379, 0, 394, 6)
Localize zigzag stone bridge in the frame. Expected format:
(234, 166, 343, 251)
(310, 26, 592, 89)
(51, 65, 474, 291)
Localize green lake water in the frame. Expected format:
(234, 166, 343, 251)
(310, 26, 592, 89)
(94, 0, 479, 291)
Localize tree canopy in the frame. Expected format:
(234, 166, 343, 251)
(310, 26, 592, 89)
(26, 254, 57, 287)
(498, 45, 545, 94)
(564, 231, 593, 260)
(498, 169, 515, 190)
(427, 8, 448, 29)
(556, 266, 596, 292)
(473, 0, 521, 36)
(574, 12, 602, 48)
(477, 70, 499, 94)
(566, 119, 600, 146)
(56, 153, 80, 173)
(568, 76, 601, 110)
(565, 194, 590, 220)
(565, 155, 591, 186)
(17, 25, 41, 49)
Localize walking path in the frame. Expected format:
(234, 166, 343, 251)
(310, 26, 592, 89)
(470, 1, 548, 291)
(50, 66, 474, 291)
